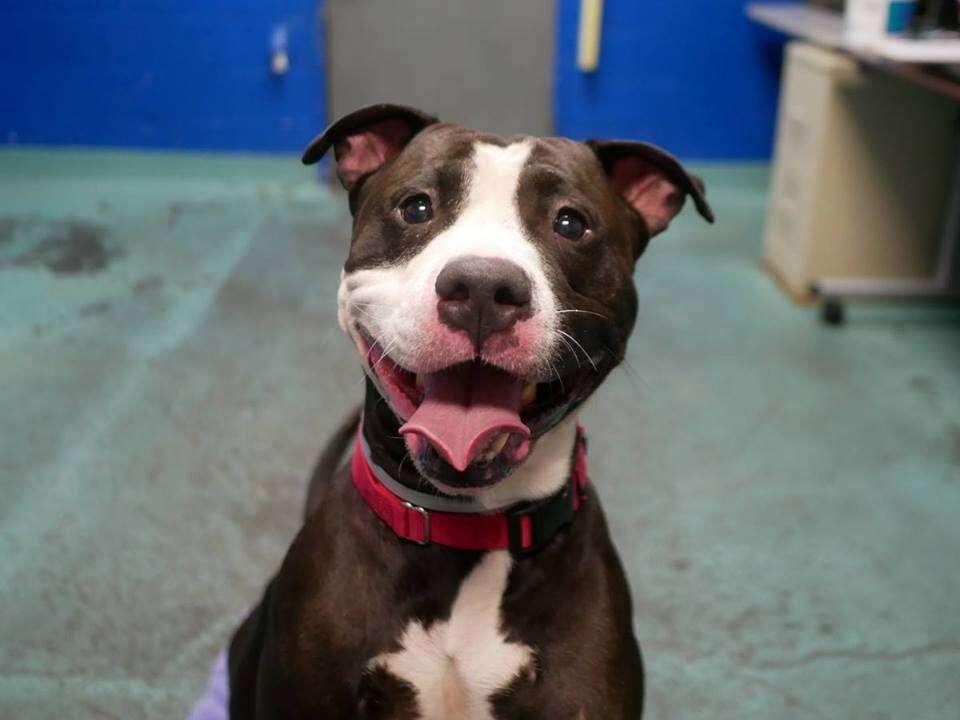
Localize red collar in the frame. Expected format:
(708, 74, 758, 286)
(351, 427, 589, 553)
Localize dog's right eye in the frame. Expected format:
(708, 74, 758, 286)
(400, 194, 433, 224)
(553, 208, 588, 241)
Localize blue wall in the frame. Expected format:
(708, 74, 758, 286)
(554, 0, 788, 159)
(0, 1, 325, 153)
(1, 2, 786, 159)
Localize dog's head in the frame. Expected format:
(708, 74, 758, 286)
(304, 103, 713, 493)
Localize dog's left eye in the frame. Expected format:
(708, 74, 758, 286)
(553, 208, 588, 240)
(400, 194, 433, 224)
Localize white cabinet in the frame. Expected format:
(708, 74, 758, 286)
(763, 41, 958, 301)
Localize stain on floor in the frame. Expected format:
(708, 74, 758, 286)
(0, 217, 117, 274)
(132, 275, 164, 296)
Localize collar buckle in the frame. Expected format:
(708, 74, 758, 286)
(402, 501, 431, 545)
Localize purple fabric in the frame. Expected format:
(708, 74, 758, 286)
(187, 649, 229, 720)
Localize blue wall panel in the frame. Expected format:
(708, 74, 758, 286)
(2, 2, 785, 159)
(0, 1, 325, 153)
(554, 0, 788, 159)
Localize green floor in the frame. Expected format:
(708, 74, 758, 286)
(1, 148, 958, 719)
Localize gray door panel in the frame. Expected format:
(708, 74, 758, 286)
(327, 0, 554, 137)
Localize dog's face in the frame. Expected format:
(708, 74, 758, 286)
(304, 104, 713, 493)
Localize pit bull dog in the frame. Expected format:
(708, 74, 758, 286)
(227, 103, 713, 720)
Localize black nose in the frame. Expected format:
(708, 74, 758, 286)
(435, 256, 533, 351)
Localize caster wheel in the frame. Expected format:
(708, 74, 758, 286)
(820, 297, 845, 326)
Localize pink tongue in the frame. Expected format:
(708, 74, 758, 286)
(400, 364, 530, 472)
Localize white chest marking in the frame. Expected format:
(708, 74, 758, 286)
(369, 550, 534, 720)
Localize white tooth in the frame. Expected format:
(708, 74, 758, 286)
(479, 433, 510, 463)
(521, 382, 537, 406)
(489, 432, 509, 455)
(415, 374, 424, 390)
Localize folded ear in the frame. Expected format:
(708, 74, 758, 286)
(586, 139, 715, 237)
(302, 103, 439, 190)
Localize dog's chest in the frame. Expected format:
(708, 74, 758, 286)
(365, 550, 534, 720)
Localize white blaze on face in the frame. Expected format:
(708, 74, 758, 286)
(368, 550, 534, 720)
(338, 140, 559, 378)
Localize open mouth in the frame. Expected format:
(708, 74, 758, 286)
(357, 325, 588, 484)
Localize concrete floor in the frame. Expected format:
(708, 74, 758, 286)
(0, 148, 958, 720)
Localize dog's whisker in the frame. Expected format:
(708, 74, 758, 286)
(620, 359, 649, 391)
(371, 337, 401, 375)
(556, 329, 598, 372)
(555, 308, 607, 320)
(546, 358, 565, 393)
(350, 301, 381, 315)
(555, 334, 581, 369)
(351, 308, 379, 324)
(600, 344, 647, 395)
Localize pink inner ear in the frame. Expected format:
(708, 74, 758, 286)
(333, 118, 416, 190)
(610, 156, 684, 235)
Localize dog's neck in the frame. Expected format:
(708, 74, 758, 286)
(361, 378, 578, 511)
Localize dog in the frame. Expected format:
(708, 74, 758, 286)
(227, 103, 713, 719)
